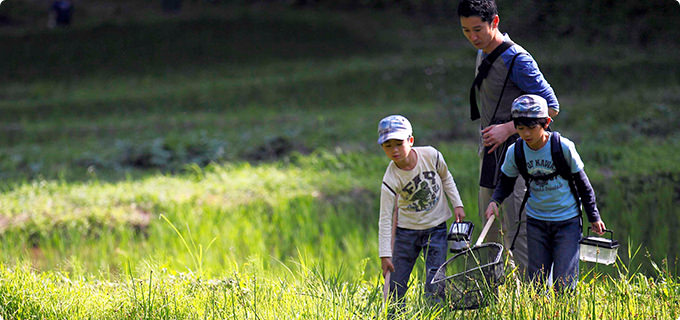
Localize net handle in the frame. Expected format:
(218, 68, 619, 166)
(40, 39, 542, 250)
(476, 215, 495, 246)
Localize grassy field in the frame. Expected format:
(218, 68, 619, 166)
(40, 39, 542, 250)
(1, 1, 679, 318)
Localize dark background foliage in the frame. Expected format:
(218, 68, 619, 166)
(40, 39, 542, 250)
(2, 0, 679, 45)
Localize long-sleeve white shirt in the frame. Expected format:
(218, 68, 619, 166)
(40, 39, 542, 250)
(378, 146, 464, 257)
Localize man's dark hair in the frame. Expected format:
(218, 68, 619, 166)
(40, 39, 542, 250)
(457, 0, 498, 23)
(513, 117, 549, 129)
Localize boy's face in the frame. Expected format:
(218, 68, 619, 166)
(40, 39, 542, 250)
(460, 15, 499, 53)
(381, 137, 414, 164)
(515, 124, 547, 149)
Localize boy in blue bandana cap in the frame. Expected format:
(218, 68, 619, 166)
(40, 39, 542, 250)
(485, 95, 606, 291)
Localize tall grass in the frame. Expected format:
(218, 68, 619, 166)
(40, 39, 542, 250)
(0, 152, 390, 277)
(1, 256, 678, 319)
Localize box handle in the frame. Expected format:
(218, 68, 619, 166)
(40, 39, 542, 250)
(586, 227, 614, 241)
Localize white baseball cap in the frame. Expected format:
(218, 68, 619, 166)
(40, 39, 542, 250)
(377, 115, 413, 145)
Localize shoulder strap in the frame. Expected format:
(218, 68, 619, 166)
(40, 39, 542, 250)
(550, 132, 571, 181)
(469, 41, 514, 121)
(514, 138, 529, 181)
(550, 132, 582, 213)
(510, 138, 531, 251)
(489, 52, 523, 124)
(474, 41, 514, 88)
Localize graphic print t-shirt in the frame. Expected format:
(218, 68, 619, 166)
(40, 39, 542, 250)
(378, 147, 463, 257)
(501, 133, 584, 221)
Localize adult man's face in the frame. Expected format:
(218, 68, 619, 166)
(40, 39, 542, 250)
(460, 15, 499, 53)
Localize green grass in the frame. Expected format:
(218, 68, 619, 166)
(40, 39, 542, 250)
(0, 1, 679, 318)
(1, 258, 678, 319)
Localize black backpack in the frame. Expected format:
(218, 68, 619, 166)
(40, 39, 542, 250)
(510, 132, 581, 250)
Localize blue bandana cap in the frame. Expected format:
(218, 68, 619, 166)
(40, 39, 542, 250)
(377, 115, 412, 145)
(511, 94, 549, 119)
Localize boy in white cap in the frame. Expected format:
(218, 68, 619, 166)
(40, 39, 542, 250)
(377, 115, 466, 300)
(485, 94, 606, 291)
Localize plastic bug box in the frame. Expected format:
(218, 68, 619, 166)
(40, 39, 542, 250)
(448, 221, 474, 253)
(579, 228, 619, 265)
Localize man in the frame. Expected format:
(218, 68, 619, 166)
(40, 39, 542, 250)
(458, 0, 559, 277)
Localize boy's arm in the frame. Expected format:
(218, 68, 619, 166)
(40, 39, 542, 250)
(378, 183, 397, 258)
(485, 173, 518, 219)
(562, 139, 600, 222)
(436, 152, 464, 209)
(490, 173, 518, 205)
(436, 151, 465, 221)
(572, 170, 601, 223)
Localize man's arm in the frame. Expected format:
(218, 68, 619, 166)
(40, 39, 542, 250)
(511, 53, 559, 114)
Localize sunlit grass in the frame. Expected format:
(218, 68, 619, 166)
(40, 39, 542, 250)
(0, 150, 391, 276)
(1, 258, 678, 319)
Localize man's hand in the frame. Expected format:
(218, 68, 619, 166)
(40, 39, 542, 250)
(381, 257, 394, 277)
(454, 206, 466, 222)
(482, 121, 516, 153)
(485, 201, 500, 220)
(591, 220, 606, 235)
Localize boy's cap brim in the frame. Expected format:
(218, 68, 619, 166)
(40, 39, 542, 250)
(378, 132, 411, 145)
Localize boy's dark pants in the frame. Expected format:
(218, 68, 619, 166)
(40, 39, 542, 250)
(527, 215, 581, 291)
(390, 222, 447, 300)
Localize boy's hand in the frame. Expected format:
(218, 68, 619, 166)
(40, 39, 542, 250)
(454, 206, 465, 222)
(381, 257, 394, 277)
(485, 201, 500, 220)
(482, 121, 515, 153)
(591, 220, 606, 235)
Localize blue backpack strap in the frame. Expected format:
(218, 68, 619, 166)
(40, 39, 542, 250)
(550, 132, 582, 214)
(510, 139, 531, 251)
(550, 132, 571, 181)
(514, 138, 529, 181)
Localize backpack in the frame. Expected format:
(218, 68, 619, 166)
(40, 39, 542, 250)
(509, 132, 581, 250)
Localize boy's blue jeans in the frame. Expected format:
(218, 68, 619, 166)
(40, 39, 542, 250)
(527, 215, 581, 291)
(389, 222, 447, 300)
